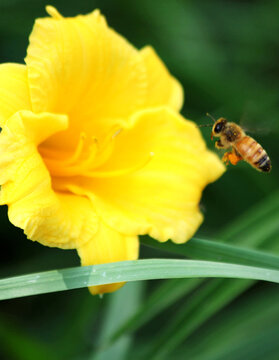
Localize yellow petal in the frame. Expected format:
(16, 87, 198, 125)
(0, 110, 98, 248)
(77, 221, 139, 295)
(70, 107, 225, 244)
(0, 64, 31, 126)
(140, 46, 184, 111)
(25, 7, 146, 127)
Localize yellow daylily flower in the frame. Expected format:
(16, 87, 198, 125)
(0, 6, 225, 295)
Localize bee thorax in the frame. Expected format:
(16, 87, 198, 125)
(224, 126, 241, 142)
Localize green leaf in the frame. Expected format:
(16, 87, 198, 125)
(0, 315, 59, 360)
(1, 259, 279, 301)
(91, 282, 144, 360)
(107, 278, 202, 345)
(141, 236, 279, 270)
(217, 192, 279, 246)
(180, 286, 279, 360)
(145, 278, 253, 359)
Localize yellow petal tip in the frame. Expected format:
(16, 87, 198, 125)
(45, 5, 63, 19)
(88, 282, 125, 295)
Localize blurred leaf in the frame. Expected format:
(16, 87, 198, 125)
(107, 278, 202, 345)
(91, 281, 144, 360)
(57, 293, 102, 359)
(0, 315, 59, 360)
(144, 278, 253, 360)
(141, 236, 279, 270)
(217, 191, 279, 247)
(180, 286, 279, 360)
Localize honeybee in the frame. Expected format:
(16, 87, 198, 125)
(201, 114, 271, 173)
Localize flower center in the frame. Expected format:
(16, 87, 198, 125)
(39, 126, 153, 178)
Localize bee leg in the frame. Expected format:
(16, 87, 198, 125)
(222, 150, 242, 166)
(215, 140, 224, 149)
(222, 152, 230, 165)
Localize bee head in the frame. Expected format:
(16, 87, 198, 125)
(211, 118, 227, 138)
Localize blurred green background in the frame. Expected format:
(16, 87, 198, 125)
(0, 0, 279, 359)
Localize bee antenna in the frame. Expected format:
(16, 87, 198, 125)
(198, 124, 212, 128)
(206, 112, 216, 123)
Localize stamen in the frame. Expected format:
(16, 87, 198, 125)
(42, 126, 143, 179)
(81, 152, 154, 178)
(91, 126, 122, 168)
(91, 140, 114, 168)
(77, 137, 98, 170)
(60, 132, 86, 166)
(44, 139, 98, 177)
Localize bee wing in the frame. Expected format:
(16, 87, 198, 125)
(240, 115, 271, 136)
(239, 101, 276, 136)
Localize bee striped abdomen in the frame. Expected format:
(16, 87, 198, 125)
(235, 136, 271, 172)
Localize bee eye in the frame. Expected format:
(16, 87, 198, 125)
(214, 123, 223, 133)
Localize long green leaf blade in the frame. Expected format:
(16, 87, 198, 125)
(1, 259, 279, 301)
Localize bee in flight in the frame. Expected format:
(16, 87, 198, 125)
(200, 114, 271, 173)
